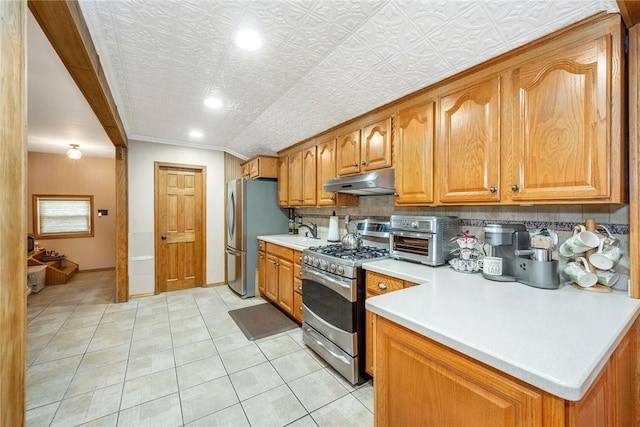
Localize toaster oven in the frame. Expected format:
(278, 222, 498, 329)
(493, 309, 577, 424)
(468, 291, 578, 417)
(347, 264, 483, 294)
(389, 215, 459, 266)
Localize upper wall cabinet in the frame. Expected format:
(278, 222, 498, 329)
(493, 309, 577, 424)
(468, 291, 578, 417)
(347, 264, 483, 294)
(240, 155, 278, 179)
(278, 156, 289, 207)
(508, 28, 623, 203)
(288, 147, 317, 206)
(437, 77, 501, 204)
(394, 102, 435, 205)
(317, 138, 358, 207)
(336, 117, 392, 176)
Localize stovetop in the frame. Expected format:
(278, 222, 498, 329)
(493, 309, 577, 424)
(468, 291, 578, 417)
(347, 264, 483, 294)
(307, 244, 389, 261)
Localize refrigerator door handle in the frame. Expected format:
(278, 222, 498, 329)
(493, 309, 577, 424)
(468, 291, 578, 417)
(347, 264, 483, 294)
(226, 246, 243, 255)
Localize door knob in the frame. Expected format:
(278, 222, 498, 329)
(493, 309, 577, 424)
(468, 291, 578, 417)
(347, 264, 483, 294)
(161, 235, 167, 240)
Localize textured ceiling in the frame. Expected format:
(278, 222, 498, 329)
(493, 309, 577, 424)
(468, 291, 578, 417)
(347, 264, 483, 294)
(72, 0, 619, 160)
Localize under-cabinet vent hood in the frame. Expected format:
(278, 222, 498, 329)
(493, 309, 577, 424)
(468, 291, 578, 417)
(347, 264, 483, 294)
(323, 168, 395, 195)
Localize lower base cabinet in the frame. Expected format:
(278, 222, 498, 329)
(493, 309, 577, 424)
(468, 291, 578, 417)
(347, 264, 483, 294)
(259, 241, 303, 323)
(374, 315, 638, 427)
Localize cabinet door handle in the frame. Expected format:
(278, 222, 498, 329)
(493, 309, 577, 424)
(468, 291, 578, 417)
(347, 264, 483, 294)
(298, 198, 303, 202)
(490, 186, 498, 193)
(394, 192, 399, 197)
(161, 235, 167, 240)
(378, 282, 387, 290)
(331, 195, 335, 201)
(298, 286, 303, 291)
(298, 272, 302, 277)
(353, 162, 359, 167)
(511, 184, 520, 192)
(361, 160, 367, 166)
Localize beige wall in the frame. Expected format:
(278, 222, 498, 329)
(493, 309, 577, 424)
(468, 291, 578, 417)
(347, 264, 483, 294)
(28, 152, 116, 270)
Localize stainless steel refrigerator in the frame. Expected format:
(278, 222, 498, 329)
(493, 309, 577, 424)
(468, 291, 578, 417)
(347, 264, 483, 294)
(226, 179, 288, 298)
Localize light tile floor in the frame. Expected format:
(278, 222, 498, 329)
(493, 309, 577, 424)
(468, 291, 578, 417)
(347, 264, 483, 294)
(26, 271, 373, 427)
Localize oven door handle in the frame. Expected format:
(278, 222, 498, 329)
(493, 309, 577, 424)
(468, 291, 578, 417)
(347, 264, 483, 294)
(301, 268, 356, 301)
(303, 324, 350, 364)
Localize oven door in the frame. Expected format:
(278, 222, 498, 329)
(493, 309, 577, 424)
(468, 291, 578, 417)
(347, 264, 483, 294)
(301, 267, 357, 355)
(390, 230, 435, 264)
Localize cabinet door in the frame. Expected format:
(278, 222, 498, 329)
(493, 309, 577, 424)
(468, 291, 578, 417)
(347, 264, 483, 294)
(438, 77, 501, 203)
(510, 36, 611, 201)
(362, 117, 392, 171)
(365, 307, 375, 376)
(249, 158, 259, 178)
(302, 147, 317, 206)
(277, 258, 294, 314)
(241, 163, 250, 178)
(278, 156, 289, 207)
(317, 138, 338, 205)
(375, 317, 544, 427)
(292, 284, 303, 323)
(288, 151, 303, 206)
(336, 129, 361, 176)
(257, 250, 266, 296)
(395, 103, 435, 205)
(265, 254, 279, 302)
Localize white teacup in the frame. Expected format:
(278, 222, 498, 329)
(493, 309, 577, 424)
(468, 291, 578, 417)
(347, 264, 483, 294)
(589, 239, 622, 270)
(564, 257, 598, 287)
(560, 226, 600, 256)
(596, 269, 620, 287)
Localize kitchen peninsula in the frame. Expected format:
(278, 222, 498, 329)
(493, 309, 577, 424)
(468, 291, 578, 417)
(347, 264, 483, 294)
(364, 260, 640, 426)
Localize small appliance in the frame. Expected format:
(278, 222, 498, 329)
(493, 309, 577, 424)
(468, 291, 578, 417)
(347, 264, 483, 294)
(389, 215, 459, 266)
(482, 223, 559, 289)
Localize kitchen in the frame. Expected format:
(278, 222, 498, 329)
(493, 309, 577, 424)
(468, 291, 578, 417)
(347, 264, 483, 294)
(3, 1, 640, 426)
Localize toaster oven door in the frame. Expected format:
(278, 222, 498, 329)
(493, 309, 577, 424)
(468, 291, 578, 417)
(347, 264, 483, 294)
(390, 231, 435, 264)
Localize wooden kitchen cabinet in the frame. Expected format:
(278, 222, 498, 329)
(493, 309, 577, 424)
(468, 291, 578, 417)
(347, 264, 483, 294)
(316, 138, 358, 207)
(277, 156, 289, 207)
(374, 315, 639, 427)
(437, 76, 501, 204)
(508, 25, 624, 203)
(336, 117, 392, 176)
(288, 147, 317, 206)
(365, 270, 415, 376)
(264, 242, 298, 317)
(240, 155, 278, 179)
(257, 240, 266, 296)
(394, 101, 435, 205)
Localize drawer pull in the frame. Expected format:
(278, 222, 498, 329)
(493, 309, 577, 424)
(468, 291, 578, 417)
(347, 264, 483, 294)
(378, 282, 387, 290)
(297, 286, 303, 291)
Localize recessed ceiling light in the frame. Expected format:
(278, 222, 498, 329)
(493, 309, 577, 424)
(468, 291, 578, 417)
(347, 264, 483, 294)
(189, 130, 203, 138)
(204, 97, 223, 109)
(235, 28, 262, 51)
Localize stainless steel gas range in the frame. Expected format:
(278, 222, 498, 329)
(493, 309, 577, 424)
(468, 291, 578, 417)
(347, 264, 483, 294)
(301, 219, 389, 384)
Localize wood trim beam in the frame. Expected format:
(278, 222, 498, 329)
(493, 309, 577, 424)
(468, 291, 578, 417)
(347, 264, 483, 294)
(28, 0, 127, 147)
(0, 1, 27, 425)
(629, 24, 640, 299)
(115, 147, 129, 302)
(617, 1, 640, 28)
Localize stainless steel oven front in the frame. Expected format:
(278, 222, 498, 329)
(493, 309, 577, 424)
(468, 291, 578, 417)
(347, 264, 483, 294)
(301, 265, 366, 384)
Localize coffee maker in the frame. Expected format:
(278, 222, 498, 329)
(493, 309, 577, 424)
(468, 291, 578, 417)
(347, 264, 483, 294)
(482, 223, 560, 289)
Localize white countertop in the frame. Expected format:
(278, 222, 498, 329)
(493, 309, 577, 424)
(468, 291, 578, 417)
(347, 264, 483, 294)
(364, 259, 640, 401)
(257, 234, 330, 250)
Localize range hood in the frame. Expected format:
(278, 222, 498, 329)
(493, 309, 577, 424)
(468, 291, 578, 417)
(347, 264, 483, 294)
(323, 168, 395, 195)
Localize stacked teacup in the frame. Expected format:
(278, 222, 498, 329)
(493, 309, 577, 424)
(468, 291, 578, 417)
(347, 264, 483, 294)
(561, 225, 621, 288)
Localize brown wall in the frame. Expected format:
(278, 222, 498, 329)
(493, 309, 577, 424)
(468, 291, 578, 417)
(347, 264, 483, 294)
(28, 152, 116, 270)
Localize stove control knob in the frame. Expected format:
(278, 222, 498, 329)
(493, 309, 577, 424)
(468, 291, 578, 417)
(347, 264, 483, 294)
(336, 265, 344, 275)
(313, 258, 320, 267)
(320, 259, 328, 270)
(303, 255, 309, 264)
(411, 221, 419, 229)
(329, 263, 336, 273)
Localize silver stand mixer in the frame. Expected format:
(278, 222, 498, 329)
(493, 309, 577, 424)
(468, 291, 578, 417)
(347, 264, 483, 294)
(482, 223, 560, 289)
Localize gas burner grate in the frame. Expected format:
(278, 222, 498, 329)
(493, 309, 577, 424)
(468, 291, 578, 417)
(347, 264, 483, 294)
(307, 245, 389, 261)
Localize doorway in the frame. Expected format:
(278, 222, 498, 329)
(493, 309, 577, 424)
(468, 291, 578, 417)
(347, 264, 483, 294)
(154, 162, 206, 293)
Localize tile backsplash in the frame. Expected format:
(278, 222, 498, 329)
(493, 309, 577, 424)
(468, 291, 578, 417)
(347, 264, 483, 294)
(297, 196, 630, 287)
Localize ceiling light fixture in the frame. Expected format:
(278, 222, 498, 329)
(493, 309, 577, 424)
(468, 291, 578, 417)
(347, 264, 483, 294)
(204, 97, 223, 109)
(66, 144, 82, 159)
(189, 130, 203, 138)
(235, 28, 262, 51)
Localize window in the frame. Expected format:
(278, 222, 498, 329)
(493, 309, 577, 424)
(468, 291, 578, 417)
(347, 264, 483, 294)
(33, 195, 94, 239)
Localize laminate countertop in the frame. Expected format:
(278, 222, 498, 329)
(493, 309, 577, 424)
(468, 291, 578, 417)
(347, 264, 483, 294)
(364, 259, 640, 401)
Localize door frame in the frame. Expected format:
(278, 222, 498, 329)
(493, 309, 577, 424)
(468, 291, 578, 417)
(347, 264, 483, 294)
(154, 161, 207, 293)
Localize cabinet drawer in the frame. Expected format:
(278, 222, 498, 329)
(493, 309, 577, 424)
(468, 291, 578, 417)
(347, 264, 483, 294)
(258, 240, 266, 252)
(294, 263, 302, 282)
(294, 277, 303, 295)
(266, 243, 293, 261)
(366, 271, 404, 295)
(294, 250, 303, 265)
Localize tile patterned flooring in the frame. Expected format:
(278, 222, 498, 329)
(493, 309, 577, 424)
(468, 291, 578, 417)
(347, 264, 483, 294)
(26, 271, 373, 427)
